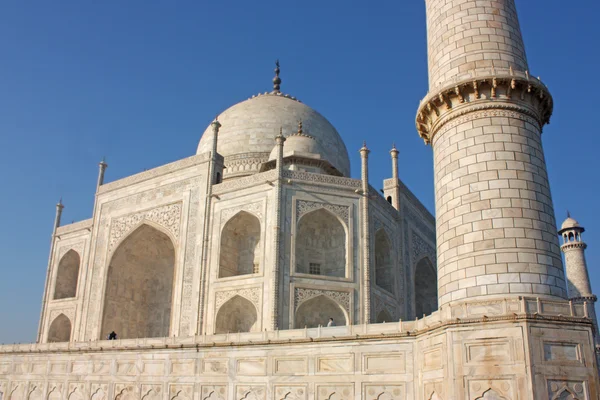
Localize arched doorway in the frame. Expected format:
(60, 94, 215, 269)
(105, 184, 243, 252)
(53, 250, 80, 299)
(415, 257, 437, 317)
(375, 229, 394, 293)
(214, 295, 258, 333)
(47, 313, 71, 342)
(296, 209, 346, 277)
(294, 295, 347, 328)
(376, 309, 393, 323)
(101, 224, 175, 339)
(219, 211, 261, 278)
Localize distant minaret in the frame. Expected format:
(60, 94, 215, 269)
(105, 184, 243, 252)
(383, 144, 401, 211)
(558, 214, 599, 341)
(417, 0, 564, 307)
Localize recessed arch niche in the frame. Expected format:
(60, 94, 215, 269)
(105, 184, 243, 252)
(214, 295, 258, 333)
(296, 208, 346, 277)
(375, 229, 394, 293)
(414, 257, 438, 317)
(219, 211, 262, 278)
(294, 295, 347, 328)
(47, 313, 71, 342)
(376, 309, 393, 323)
(101, 223, 175, 339)
(53, 249, 80, 299)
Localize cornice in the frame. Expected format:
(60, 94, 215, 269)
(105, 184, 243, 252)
(415, 74, 553, 144)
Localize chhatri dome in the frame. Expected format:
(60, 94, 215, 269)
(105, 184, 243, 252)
(196, 61, 350, 178)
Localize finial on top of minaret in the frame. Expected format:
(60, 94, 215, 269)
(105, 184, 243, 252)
(390, 143, 399, 156)
(211, 115, 221, 130)
(360, 141, 370, 155)
(57, 197, 64, 208)
(275, 126, 286, 143)
(272, 60, 281, 93)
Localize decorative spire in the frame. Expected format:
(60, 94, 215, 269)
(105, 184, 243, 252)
(272, 60, 281, 93)
(567, 210, 571, 218)
(390, 143, 399, 155)
(276, 126, 285, 140)
(297, 120, 303, 134)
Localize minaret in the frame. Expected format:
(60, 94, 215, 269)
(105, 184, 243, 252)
(416, 0, 564, 307)
(271, 127, 286, 330)
(96, 158, 108, 191)
(559, 215, 599, 340)
(385, 144, 401, 210)
(359, 142, 372, 323)
(198, 117, 221, 334)
(37, 199, 65, 342)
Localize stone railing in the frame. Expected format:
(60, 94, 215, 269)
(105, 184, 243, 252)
(1, 297, 592, 354)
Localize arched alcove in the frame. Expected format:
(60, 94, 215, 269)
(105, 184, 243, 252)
(294, 295, 347, 328)
(53, 250, 80, 299)
(375, 229, 394, 293)
(376, 309, 393, 323)
(47, 313, 71, 343)
(415, 257, 438, 317)
(101, 224, 175, 339)
(296, 209, 346, 277)
(475, 389, 507, 400)
(219, 211, 261, 278)
(214, 295, 258, 333)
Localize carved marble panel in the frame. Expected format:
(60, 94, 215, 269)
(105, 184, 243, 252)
(316, 355, 354, 374)
(236, 385, 266, 400)
(200, 385, 227, 400)
(201, 359, 228, 375)
(467, 380, 514, 400)
(46, 383, 64, 400)
(169, 384, 193, 400)
(140, 384, 162, 400)
(315, 385, 353, 400)
(424, 381, 445, 400)
(547, 381, 586, 400)
(274, 385, 307, 400)
(66, 382, 86, 400)
(362, 384, 405, 400)
(114, 383, 138, 400)
(89, 384, 108, 400)
(236, 358, 266, 376)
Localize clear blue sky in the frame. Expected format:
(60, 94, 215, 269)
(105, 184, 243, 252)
(0, 1, 598, 343)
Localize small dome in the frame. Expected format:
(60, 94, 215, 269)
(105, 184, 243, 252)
(197, 94, 350, 177)
(559, 216, 584, 233)
(268, 133, 326, 161)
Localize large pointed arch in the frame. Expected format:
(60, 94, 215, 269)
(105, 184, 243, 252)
(214, 295, 258, 333)
(53, 249, 80, 299)
(375, 229, 394, 293)
(101, 223, 175, 339)
(219, 211, 262, 278)
(414, 256, 438, 318)
(294, 295, 347, 328)
(47, 313, 71, 342)
(296, 208, 346, 277)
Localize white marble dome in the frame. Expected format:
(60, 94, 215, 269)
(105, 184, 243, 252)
(197, 94, 350, 177)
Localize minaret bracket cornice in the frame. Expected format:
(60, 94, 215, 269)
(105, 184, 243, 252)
(416, 74, 553, 144)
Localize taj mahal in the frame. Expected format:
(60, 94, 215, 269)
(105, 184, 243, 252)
(1, 0, 599, 399)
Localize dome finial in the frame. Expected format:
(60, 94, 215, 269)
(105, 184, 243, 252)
(567, 210, 571, 218)
(297, 120, 303, 134)
(272, 60, 282, 93)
